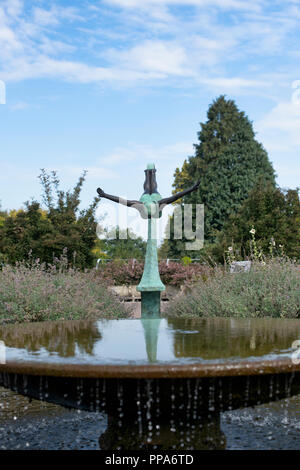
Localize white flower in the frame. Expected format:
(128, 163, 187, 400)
(250, 228, 256, 235)
(228, 246, 233, 252)
(261, 261, 266, 265)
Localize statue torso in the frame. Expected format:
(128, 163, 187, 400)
(139, 193, 162, 219)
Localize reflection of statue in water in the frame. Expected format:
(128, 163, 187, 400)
(141, 318, 161, 363)
(97, 163, 200, 317)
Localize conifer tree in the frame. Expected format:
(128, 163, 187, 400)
(165, 95, 276, 257)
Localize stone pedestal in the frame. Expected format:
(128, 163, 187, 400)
(140, 292, 161, 317)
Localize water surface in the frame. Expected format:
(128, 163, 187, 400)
(1, 317, 299, 366)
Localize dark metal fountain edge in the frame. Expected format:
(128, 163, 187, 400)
(1, 358, 299, 379)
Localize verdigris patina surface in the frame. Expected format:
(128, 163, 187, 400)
(97, 163, 200, 317)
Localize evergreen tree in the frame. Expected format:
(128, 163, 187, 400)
(165, 95, 276, 257)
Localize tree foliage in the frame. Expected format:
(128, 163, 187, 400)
(221, 182, 300, 259)
(0, 170, 100, 268)
(96, 226, 146, 260)
(165, 95, 276, 258)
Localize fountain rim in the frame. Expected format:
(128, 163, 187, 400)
(1, 358, 299, 379)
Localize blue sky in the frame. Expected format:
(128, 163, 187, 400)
(0, 0, 300, 237)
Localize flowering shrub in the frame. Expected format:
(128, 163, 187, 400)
(95, 259, 213, 287)
(224, 227, 291, 267)
(0, 258, 129, 324)
(165, 258, 300, 318)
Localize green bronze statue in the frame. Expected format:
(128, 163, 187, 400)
(97, 163, 200, 317)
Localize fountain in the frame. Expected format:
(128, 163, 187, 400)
(0, 318, 300, 449)
(0, 165, 299, 450)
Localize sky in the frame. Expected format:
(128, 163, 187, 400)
(0, 0, 300, 239)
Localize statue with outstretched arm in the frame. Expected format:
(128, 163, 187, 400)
(96, 188, 141, 207)
(96, 163, 200, 318)
(97, 164, 200, 217)
(158, 179, 200, 211)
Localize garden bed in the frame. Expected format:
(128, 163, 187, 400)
(165, 259, 300, 318)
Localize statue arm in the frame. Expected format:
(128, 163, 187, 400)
(97, 188, 141, 207)
(158, 180, 200, 209)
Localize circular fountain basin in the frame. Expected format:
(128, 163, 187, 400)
(1, 317, 300, 376)
(0, 317, 300, 449)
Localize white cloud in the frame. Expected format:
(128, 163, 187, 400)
(0, 0, 299, 97)
(39, 39, 76, 56)
(104, 0, 262, 12)
(0, 8, 23, 56)
(4, 0, 23, 19)
(33, 7, 60, 26)
(255, 98, 300, 188)
(257, 100, 300, 148)
(32, 5, 81, 26)
(1, 56, 166, 83)
(100, 142, 194, 166)
(108, 40, 190, 76)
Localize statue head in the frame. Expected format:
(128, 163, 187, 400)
(143, 163, 158, 195)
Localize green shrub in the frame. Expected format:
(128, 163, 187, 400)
(95, 259, 213, 287)
(165, 258, 300, 318)
(0, 258, 129, 324)
(181, 256, 192, 266)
